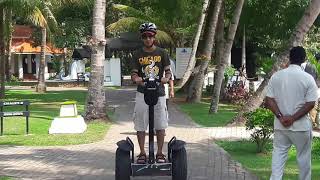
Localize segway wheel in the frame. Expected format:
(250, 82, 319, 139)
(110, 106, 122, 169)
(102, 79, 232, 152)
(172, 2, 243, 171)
(115, 148, 131, 180)
(172, 147, 187, 180)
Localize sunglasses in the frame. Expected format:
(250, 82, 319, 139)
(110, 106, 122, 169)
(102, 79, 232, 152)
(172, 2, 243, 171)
(142, 34, 155, 39)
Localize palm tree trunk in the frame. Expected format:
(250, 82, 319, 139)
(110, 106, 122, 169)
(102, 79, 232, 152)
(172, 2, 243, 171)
(316, 99, 320, 129)
(241, 26, 246, 75)
(37, 27, 47, 93)
(209, 0, 245, 114)
(0, 7, 5, 99)
(85, 0, 108, 121)
(213, 7, 226, 99)
(187, 0, 223, 103)
(5, 9, 12, 82)
(176, 0, 210, 88)
(233, 0, 320, 122)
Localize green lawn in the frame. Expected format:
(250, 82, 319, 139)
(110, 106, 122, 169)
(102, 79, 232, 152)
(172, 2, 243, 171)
(216, 139, 320, 180)
(178, 102, 238, 127)
(0, 90, 110, 146)
(0, 177, 13, 180)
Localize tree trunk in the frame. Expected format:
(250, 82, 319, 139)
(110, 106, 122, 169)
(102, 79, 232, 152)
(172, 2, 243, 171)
(214, 8, 226, 99)
(176, 0, 210, 88)
(36, 27, 47, 93)
(0, 7, 5, 99)
(5, 9, 12, 82)
(209, 0, 245, 113)
(233, 0, 320, 122)
(241, 26, 246, 74)
(85, 0, 108, 121)
(187, 0, 223, 103)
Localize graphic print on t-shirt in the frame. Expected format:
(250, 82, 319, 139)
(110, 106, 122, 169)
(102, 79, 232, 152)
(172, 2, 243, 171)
(139, 55, 161, 79)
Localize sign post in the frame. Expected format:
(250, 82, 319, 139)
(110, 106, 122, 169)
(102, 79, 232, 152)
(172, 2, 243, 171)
(0, 101, 30, 135)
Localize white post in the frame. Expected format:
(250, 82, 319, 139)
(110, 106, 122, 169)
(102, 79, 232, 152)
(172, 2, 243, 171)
(27, 54, 32, 73)
(45, 55, 49, 80)
(36, 54, 40, 79)
(10, 54, 15, 75)
(18, 54, 23, 79)
(241, 26, 246, 73)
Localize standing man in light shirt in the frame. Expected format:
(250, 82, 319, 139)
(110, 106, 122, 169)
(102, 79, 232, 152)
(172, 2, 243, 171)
(266, 46, 318, 180)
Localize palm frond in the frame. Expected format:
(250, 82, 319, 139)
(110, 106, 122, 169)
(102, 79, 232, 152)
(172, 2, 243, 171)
(41, 0, 58, 31)
(112, 4, 155, 23)
(175, 23, 197, 36)
(1, 0, 40, 17)
(107, 17, 145, 34)
(107, 17, 173, 47)
(26, 7, 48, 28)
(156, 30, 174, 47)
(50, 0, 92, 10)
(51, 0, 92, 6)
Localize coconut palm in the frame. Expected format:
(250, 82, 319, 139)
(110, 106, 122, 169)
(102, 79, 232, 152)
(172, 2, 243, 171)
(0, 0, 59, 96)
(85, 0, 108, 121)
(107, 0, 203, 47)
(233, 0, 320, 123)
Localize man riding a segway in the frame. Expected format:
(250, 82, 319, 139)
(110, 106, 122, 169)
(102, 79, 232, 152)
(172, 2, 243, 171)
(115, 22, 187, 180)
(131, 22, 171, 164)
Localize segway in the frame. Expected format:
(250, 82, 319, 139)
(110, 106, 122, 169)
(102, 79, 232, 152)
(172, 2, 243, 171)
(115, 77, 187, 180)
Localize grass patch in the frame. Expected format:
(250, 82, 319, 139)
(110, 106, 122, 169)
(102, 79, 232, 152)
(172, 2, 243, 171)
(4, 82, 21, 86)
(216, 139, 320, 180)
(0, 90, 110, 146)
(0, 177, 13, 180)
(178, 102, 238, 127)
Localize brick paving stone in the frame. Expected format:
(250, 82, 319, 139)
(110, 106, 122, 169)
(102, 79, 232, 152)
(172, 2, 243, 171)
(0, 88, 258, 180)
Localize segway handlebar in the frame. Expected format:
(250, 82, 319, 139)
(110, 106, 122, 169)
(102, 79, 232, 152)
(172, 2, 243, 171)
(143, 78, 161, 90)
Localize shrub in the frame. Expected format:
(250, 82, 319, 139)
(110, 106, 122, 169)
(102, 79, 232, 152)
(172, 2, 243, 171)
(245, 108, 274, 153)
(10, 75, 19, 82)
(312, 138, 320, 159)
(224, 83, 251, 105)
(85, 67, 91, 72)
(206, 84, 214, 94)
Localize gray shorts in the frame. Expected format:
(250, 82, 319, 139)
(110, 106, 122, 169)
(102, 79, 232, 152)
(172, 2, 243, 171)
(133, 92, 169, 131)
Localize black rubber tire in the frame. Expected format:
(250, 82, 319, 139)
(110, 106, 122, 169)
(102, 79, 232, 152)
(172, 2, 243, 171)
(172, 147, 187, 180)
(115, 148, 131, 180)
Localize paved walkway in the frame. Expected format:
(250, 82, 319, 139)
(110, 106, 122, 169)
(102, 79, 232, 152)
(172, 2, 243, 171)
(0, 88, 258, 180)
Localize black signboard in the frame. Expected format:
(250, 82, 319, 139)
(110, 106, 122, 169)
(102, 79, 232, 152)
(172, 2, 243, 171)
(0, 101, 30, 135)
(0, 101, 29, 107)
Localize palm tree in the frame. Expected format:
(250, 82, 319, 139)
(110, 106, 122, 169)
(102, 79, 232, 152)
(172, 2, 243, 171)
(4, 8, 12, 82)
(0, 1, 45, 98)
(107, 0, 203, 47)
(209, 0, 245, 113)
(0, 0, 58, 96)
(107, 4, 174, 46)
(0, 7, 5, 99)
(36, 0, 58, 93)
(85, 0, 108, 121)
(233, 0, 320, 123)
(175, 0, 209, 88)
(186, 0, 223, 103)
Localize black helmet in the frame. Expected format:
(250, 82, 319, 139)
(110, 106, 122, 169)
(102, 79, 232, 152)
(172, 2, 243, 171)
(139, 22, 157, 34)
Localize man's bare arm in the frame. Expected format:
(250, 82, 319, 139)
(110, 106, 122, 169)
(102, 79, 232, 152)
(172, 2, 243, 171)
(292, 101, 315, 122)
(265, 97, 282, 117)
(162, 65, 172, 84)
